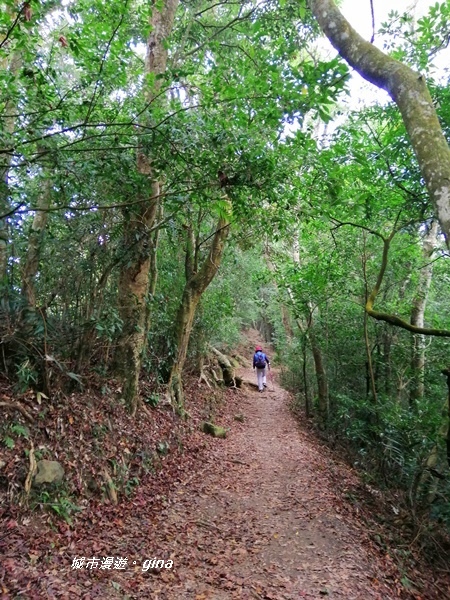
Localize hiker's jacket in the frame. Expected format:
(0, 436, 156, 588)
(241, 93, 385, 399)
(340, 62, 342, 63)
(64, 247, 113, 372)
(253, 352, 270, 369)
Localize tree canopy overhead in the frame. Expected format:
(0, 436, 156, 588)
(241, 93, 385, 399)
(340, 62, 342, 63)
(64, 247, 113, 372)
(2, 0, 450, 564)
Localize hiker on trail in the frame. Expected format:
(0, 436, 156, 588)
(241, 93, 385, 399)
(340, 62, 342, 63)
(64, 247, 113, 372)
(253, 346, 270, 392)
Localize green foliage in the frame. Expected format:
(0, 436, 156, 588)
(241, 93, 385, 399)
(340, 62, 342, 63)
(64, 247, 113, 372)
(198, 247, 266, 349)
(32, 488, 83, 526)
(16, 359, 39, 393)
(10, 423, 30, 439)
(330, 391, 444, 487)
(3, 436, 15, 449)
(144, 393, 160, 408)
(156, 441, 170, 456)
(124, 476, 140, 497)
(94, 309, 124, 342)
(380, 2, 450, 72)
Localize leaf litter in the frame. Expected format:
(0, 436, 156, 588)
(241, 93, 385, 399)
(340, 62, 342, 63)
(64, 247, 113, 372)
(1, 349, 450, 599)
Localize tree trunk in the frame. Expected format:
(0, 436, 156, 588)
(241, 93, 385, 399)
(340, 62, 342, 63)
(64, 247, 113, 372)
(0, 50, 21, 282)
(362, 233, 378, 405)
(304, 302, 328, 426)
(308, 325, 329, 426)
(285, 285, 328, 421)
(410, 221, 438, 405)
(209, 345, 241, 387)
(116, 182, 160, 412)
(116, 0, 179, 415)
(21, 177, 51, 311)
(309, 0, 450, 243)
(168, 286, 200, 409)
(143, 203, 163, 356)
(382, 328, 393, 395)
(302, 335, 310, 418)
(167, 212, 230, 408)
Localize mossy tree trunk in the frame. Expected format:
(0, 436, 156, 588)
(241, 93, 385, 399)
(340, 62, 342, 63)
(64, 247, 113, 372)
(116, 181, 160, 413)
(17, 169, 52, 392)
(309, 0, 450, 243)
(167, 211, 231, 408)
(116, 0, 179, 415)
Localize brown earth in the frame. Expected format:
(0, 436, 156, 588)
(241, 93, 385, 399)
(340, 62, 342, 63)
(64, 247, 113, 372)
(125, 366, 410, 600)
(1, 334, 449, 599)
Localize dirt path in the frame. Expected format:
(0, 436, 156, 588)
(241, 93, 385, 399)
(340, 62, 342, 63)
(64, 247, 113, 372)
(4, 338, 448, 599)
(3, 363, 431, 599)
(118, 367, 402, 600)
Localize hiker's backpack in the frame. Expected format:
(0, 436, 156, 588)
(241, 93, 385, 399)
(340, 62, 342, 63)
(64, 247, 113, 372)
(254, 351, 266, 369)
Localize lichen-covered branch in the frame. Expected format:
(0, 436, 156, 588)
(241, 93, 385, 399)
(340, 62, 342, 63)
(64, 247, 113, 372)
(365, 231, 450, 337)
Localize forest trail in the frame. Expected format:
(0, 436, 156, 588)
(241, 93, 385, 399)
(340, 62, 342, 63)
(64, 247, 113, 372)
(4, 343, 439, 599)
(137, 365, 400, 600)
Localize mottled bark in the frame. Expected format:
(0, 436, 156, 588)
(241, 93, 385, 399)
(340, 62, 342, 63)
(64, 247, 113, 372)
(116, 0, 179, 415)
(167, 213, 231, 408)
(116, 181, 160, 412)
(148, 203, 163, 301)
(309, 0, 450, 242)
(410, 222, 438, 404)
(167, 289, 198, 410)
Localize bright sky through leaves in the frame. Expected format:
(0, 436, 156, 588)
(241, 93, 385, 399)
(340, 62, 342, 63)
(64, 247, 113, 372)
(341, 0, 433, 38)
(338, 0, 449, 106)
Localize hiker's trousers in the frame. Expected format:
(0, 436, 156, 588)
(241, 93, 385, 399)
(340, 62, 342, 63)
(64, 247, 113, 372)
(256, 367, 266, 391)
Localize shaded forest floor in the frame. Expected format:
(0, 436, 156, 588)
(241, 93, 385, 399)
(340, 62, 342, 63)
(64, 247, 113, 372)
(1, 335, 450, 599)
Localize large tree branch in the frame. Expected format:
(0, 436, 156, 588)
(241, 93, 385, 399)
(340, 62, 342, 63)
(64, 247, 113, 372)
(308, 0, 450, 243)
(365, 233, 450, 337)
(333, 217, 450, 336)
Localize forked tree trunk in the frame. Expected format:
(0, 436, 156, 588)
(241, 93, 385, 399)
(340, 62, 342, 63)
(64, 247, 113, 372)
(167, 213, 230, 408)
(410, 221, 438, 405)
(309, 0, 450, 243)
(116, 0, 179, 415)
